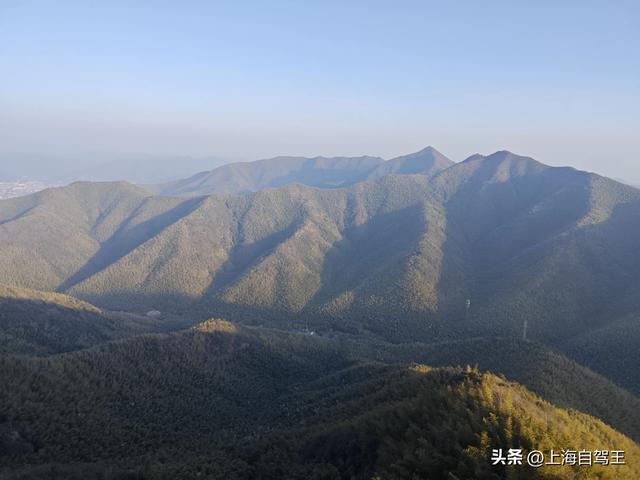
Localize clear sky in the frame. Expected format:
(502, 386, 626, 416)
(1, 1, 639, 183)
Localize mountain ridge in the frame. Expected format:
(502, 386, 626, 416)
(151, 146, 454, 197)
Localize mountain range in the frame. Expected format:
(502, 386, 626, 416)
(1, 146, 640, 478)
(1, 149, 638, 382)
(150, 146, 452, 196)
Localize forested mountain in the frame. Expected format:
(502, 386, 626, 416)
(2, 321, 639, 479)
(347, 336, 640, 442)
(1, 150, 639, 394)
(2, 148, 640, 477)
(561, 311, 640, 391)
(150, 146, 453, 196)
(0, 284, 186, 356)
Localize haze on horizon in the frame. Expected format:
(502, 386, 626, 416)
(1, 1, 638, 185)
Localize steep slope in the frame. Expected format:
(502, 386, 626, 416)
(351, 336, 640, 441)
(291, 366, 640, 480)
(58, 175, 432, 321)
(366, 145, 453, 180)
(560, 312, 640, 394)
(0, 181, 201, 294)
(67, 185, 328, 310)
(0, 284, 178, 356)
(153, 155, 384, 196)
(210, 175, 445, 324)
(1, 322, 638, 479)
(436, 152, 640, 343)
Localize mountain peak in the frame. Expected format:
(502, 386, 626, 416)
(463, 150, 539, 164)
(395, 145, 449, 159)
(366, 146, 454, 180)
(456, 151, 551, 180)
(413, 145, 441, 155)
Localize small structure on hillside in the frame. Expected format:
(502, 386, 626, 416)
(146, 310, 161, 318)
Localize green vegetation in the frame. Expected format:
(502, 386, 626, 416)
(344, 336, 640, 442)
(1, 321, 638, 479)
(1, 153, 638, 363)
(0, 284, 191, 356)
(561, 312, 640, 395)
(0, 154, 638, 336)
(1, 151, 640, 478)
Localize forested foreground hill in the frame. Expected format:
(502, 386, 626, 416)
(0, 321, 638, 479)
(347, 336, 640, 442)
(0, 284, 190, 356)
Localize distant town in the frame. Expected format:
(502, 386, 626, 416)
(0, 181, 60, 199)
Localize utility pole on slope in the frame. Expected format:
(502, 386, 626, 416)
(522, 319, 528, 342)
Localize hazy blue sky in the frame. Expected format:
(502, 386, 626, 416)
(1, 1, 639, 182)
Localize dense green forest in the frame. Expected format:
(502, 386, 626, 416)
(0, 284, 190, 356)
(343, 336, 640, 441)
(1, 320, 639, 479)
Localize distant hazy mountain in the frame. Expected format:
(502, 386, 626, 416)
(365, 146, 453, 180)
(1, 150, 639, 391)
(151, 146, 454, 196)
